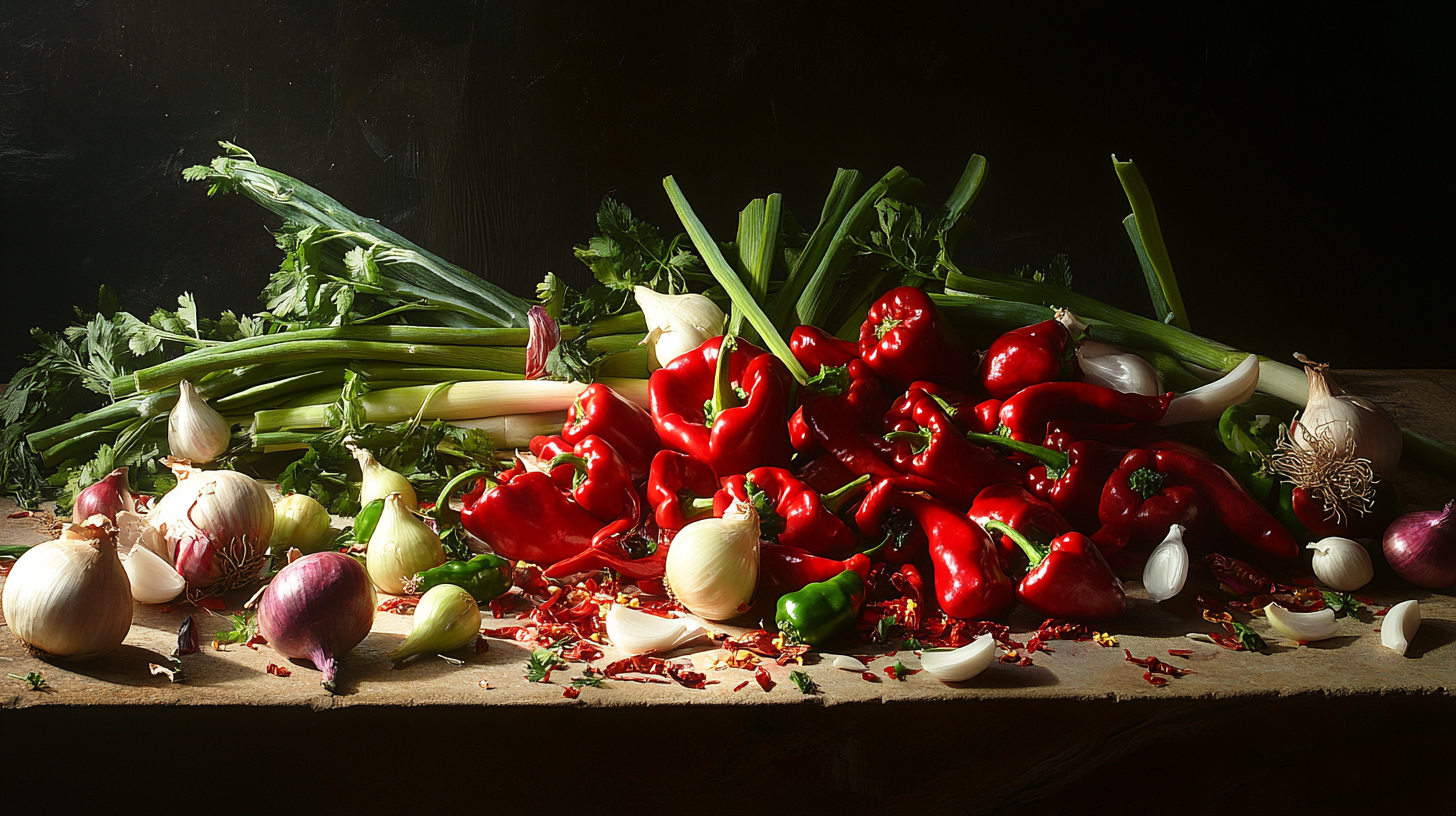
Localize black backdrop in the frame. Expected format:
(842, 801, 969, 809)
(2, 2, 1452, 380)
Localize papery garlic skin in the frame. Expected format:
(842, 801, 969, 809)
(150, 463, 274, 594)
(353, 447, 418, 510)
(366, 492, 446, 595)
(1380, 600, 1420, 656)
(1143, 524, 1189, 602)
(390, 584, 482, 663)
(1077, 341, 1163, 396)
(168, 380, 231, 463)
(919, 634, 997, 683)
(2, 517, 133, 660)
(663, 500, 759, 620)
(1307, 537, 1374, 592)
(1264, 602, 1340, 644)
(635, 286, 725, 371)
(605, 604, 707, 655)
(1293, 360, 1402, 474)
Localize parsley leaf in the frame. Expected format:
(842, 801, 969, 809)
(570, 668, 607, 689)
(1322, 591, 1361, 618)
(1229, 621, 1267, 653)
(525, 648, 567, 683)
(872, 614, 899, 644)
(212, 613, 255, 646)
(6, 671, 48, 691)
(573, 198, 705, 299)
(789, 670, 820, 695)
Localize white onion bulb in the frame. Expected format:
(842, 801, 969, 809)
(2, 517, 133, 660)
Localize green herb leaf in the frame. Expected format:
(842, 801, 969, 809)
(1230, 621, 1267, 653)
(789, 670, 820, 695)
(1321, 591, 1361, 618)
(901, 638, 923, 651)
(570, 667, 607, 689)
(6, 671, 48, 691)
(525, 648, 567, 683)
(212, 613, 255, 646)
(872, 614, 899, 644)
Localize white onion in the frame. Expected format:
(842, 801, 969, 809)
(663, 500, 759, 620)
(2, 517, 133, 660)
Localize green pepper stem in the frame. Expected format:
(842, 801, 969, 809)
(820, 474, 872, 514)
(884, 429, 932, 455)
(433, 468, 491, 531)
(684, 497, 717, 518)
(710, 335, 744, 421)
(983, 519, 1047, 568)
(547, 453, 589, 475)
(965, 432, 1069, 471)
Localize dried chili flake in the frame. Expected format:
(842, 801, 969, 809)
(1374, 606, 1393, 617)
(266, 664, 292, 677)
(722, 630, 781, 657)
(1207, 632, 1244, 651)
(754, 666, 774, 692)
(176, 616, 200, 656)
(666, 661, 716, 689)
(603, 655, 671, 684)
(244, 633, 268, 650)
(378, 597, 420, 615)
(1229, 587, 1325, 614)
(1167, 649, 1194, 657)
(561, 641, 604, 663)
(514, 563, 552, 598)
(1092, 632, 1118, 647)
(6, 510, 34, 519)
(775, 644, 811, 666)
(193, 596, 227, 611)
(635, 598, 686, 615)
(1123, 649, 1192, 678)
(489, 592, 531, 619)
(1195, 593, 1234, 625)
(1142, 672, 1169, 687)
(480, 625, 532, 641)
(861, 671, 878, 682)
(1025, 634, 1050, 655)
(733, 680, 750, 692)
(1202, 553, 1276, 596)
(478, 679, 492, 689)
(562, 686, 581, 699)
(475, 636, 490, 654)
(884, 660, 919, 680)
(726, 650, 759, 670)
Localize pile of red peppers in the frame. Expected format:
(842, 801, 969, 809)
(455, 286, 1307, 648)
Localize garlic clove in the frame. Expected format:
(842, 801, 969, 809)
(605, 604, 708, 655)
(1307, 536, 1374, 592)
(831, 655, 868, 672)
(1077, 342, 1163, 396)
(1157, 353, 1260, 426)
(919, 635, 998, 683)
(167, 380, 232, 463)
(1264, 602, 1340, 644)
(1380, 600, 1420, 656)
(121, 542, 186, 605)
(117, 510, 174, 564)
(1142, 524, 1189, 602)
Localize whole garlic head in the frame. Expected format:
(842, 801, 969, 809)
(634, 287, 725, 370)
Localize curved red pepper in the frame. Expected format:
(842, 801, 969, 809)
(991, 524, 1126, 622)
(563, 383, 661, 480)
(461, 471, 601, 567)
(883, 388, 1022, 509)
(968, 432, 1129, 535)
(790, 325, 860, 373)
(649, 335, 794, 476)
(858, 286, 975, 390)
(854, 479, 931, 565)
(712, 467, 866, 556)
(1093, 448, 1211, 555)
(543, 492, 665, 581)
(1152, 449, 1299, 559)
(794, 454, 859, 495)
(759, 544, 871, 600)
(856, 479, 1014, 620)
(547, 435, 638, 523)
(802, 362, 935, 493)
(884, 381, 996, 435)
(968, 484, 1073, 572)
(645, 450, 718, 535)
(998, 381, 1172, 445)
(979, 316, 1079, 400)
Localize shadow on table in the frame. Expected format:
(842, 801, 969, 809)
(955, 662, 1059, 690)
(1407, 617, 1456, 659)
(47, 643, 192, 688)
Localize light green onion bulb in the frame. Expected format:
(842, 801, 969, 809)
(390, 584, 481, 665)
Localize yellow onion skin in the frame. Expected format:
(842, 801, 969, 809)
(257, 552, 376, 691)
(2, 520, 133, 661)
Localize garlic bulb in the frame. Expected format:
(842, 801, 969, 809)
(663, 499, 760, 620)
(353, 446, 417, 510)
(1142, 524, 1189, 602)
(149, 462, 274, 594)
(271, 494, 335, 558)
(1291, 356, 1402, 474)
(919, 634, 998, 683)
(1158, 354, 1260, 426)
(634, 286, 725, 371)
(606, 604, 708, 655)
(1077, 341, 1162, 396)
(2, 516, 133, 660)
(1380, 600, 1420, 656)
(390, 584, 482, 664)
(1307, 536, 1374, 591)
(168, 379, 231, 463)
(1264, 602, 1340, 644)
(365, 492, 446, 595)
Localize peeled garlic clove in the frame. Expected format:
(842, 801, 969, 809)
(1264, 602, 1340, 644)
(831, 655, 868, 672)
(1381, 600, 1420, 656)
(121, 542, 186, 605)
(1158, 354, 1260, 426)
(167, 380, 232, 463)
(1077, 342, 1163, 396)
(606, 604, 708, 655)
(1142, 524, 1189, 602)
(919, 634, 997, 683)
(1307, 536, 1374, 592)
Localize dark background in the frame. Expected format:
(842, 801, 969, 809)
(2, 2, 1452, 380)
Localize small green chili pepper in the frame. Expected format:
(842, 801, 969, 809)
(405, 553, 513, 603)
(353, 498, 386, 545)
(775, 569, 865, 647)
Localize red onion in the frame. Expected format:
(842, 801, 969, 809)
(74, 467, 135, 523)
(524, 305, 561, 380)
(1383, 501, 1456, 589)
(256, 552, 377, 692)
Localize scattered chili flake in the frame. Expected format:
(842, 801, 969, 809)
(514, 563, 553, 598)
(489, 592, 532, 619)
(1093, 632, 1118, 647)
(1025, 634, 1050, 654)
(1035, 619, 1094, 642)
(1167, 649, 1194, 657)
(726, 649, 759, 670)
(1202, 553, 1276, 596)
(602, 655, 671, 684)
(733, 680, 750, 692)
(562, 686, 581, 699)
(775, 643, 811, 666)
(1374, 606, 1393, 617)
(561, 641, 604, 663)
(1195, 593, 1234, 625)
(722, 629, 782, 657)
(475, 636, 490, 654)
(1142, 672, 1169, 687)
(754, 665, 774, 692)
(479, 679, 492, 689)
(667, 661, 716, 689)
(861, 671, 878, 682)
(266, 664, 292, 677)
(1229, 587, 1325, 614)
(6, 510, 34, 519)
(244, 633, 268, 650)
(193, 596, 227, 611)
(1124, 649, 1192, 679)
(378, 597, 419, 615)
(480, 625, 533, 641)
(884, 660, 919, 680)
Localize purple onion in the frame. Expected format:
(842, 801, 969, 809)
(524, 305, 561, 380)
(1383, 501, 1456, 589)
(257, 552, 377, 692)
(74, 467, 134, 523)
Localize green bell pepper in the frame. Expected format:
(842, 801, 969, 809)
(405, 553, 513, 603)
(775, 569, 865, 647)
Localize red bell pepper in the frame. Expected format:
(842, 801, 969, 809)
(528, 435, 575, 489)
(1093, 448, 1212, 555)
(858, 286, 975, 391)
(562, 383, 660, 480)
(793, 454, 859, 495)
(645, 450, 718, 535)
(758, 544, 872, 600)
(460, 472, 601, 567)
(885, 381, 997, 435)
(547, 434, 638, 523)
(987, 522, 1126, 622)
(882, 388, 1022, 509)
(966, 432, 1126, 534)
(801, 361, 936, 493)
(998, 381, 1172, 445)
(649, 335, 794, 476)
(856, 479, 1014, 620)
(790, 325, 860, 373)
(979, 313, 1081, 400)
(712, 468, 868, 556)
(853, 479, 931, 565)
(1151, 449, 1299, 559)
(968, 484, 1073, 572)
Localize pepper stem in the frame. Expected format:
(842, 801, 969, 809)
(709, 335, 743, 422)
(433, 467, 491, 531)
(965, 432, 1069, 471)
(821, 474, 872, 514)
(984, 519, 1047, 568)
(684, 497, 717, 518)
(884, 429, 933, 455)
(1128, 467, 1164, 500)
(547, 453, 591, 490)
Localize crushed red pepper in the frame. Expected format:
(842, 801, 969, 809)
(722, 630, 781, 657)
(489, 592, 532, 619)
(378, 597, 420, 615)
(1124, 649, 1193, 680)
(562, 686, 581, 699)
(861, 671, 878, 682)
(733, 680, 750, 692)
(755, 666, 774, 692)
(266, 664, 292, 677)
(603, 655, 672, 684)
(1167, 649, 1194, 657)
(726, 650, 759, 670)
(475, 636, 490, 654)
(1228, 587, 1325, 614)
(1203, 553, 1276, 596)
(1143, 672, 1168, 687)
(244, 633, 267, 650)
(666, 661, 716, 689)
